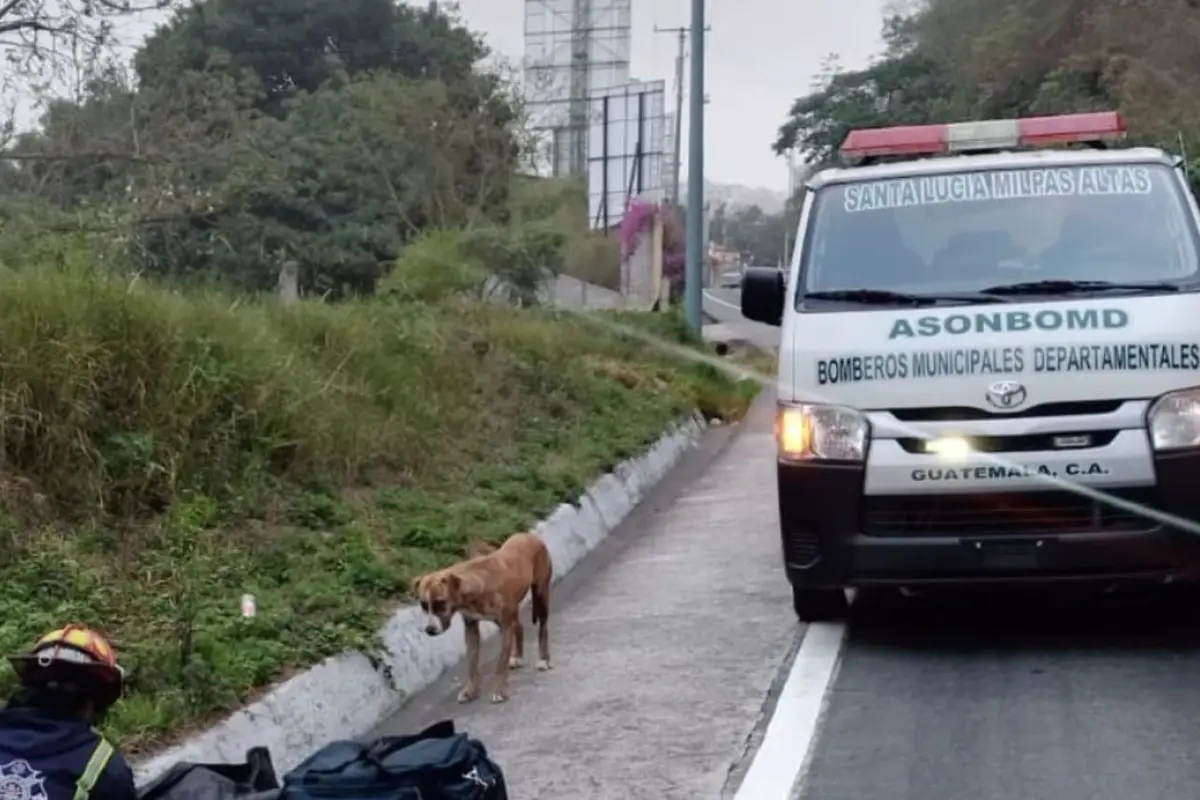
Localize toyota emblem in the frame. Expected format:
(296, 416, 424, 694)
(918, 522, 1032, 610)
(985, 380, 1027, 410)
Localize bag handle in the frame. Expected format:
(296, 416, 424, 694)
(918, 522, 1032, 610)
(295, 744, 413, 783)
(294, 743, 379, 780)
(356, 750, 395, 781)
(296, 721, 456, 785)
(246, 746, 280, 790)
(365, 720, 456, 761)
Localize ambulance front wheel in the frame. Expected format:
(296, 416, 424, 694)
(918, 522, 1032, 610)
(792, 585, 848, 622)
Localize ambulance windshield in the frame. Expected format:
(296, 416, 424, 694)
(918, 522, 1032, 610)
(798, 163, 1200, 303)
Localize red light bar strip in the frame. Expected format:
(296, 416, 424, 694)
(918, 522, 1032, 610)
(1018, 112, 1126, 146)
(839, 111, 1127, 164)
(840, 124, 948, 160)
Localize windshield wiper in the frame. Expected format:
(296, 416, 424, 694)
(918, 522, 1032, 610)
(802, 289, 1003, 306)
(978, 279, 1181, 296)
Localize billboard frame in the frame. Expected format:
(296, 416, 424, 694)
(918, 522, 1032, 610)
(586, 80, 667, 231)
(522, 0, 631, 177)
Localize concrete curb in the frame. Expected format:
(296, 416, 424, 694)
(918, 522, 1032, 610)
(133, 413, 707, 784)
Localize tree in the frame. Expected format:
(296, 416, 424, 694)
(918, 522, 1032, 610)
(776, 0, 1200, 188)
(775, 35, 953, 166)
(0, 0, 524, 296)
(134, 0, 490, 115)
(5, 65, 144, 208)
(0, 0, 174, 102)
(708, 202, 727, 245)
(709, 203, 800, 267)
(109, 69, 519, 294)
(0, 0, 178, 148)
(915, 0, 1200, 144)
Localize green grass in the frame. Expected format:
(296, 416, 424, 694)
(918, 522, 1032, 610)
(726, 344, 778, 380)
(608, 305, 777, 381)
(0, 259, 758, 754)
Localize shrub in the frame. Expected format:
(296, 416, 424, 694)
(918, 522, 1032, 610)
(0, 250, 759, 751)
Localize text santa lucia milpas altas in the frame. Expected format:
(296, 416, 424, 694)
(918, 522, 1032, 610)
(843, 165, 1152, 212)
(815, 306, 1200, 386)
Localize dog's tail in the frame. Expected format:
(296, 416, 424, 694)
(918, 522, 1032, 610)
(531, 539, 552, 625)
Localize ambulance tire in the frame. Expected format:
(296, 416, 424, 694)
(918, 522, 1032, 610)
(792, 586, 848, 622)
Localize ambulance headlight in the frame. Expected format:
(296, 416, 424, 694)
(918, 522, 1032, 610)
(1148, 389, 1200, 450)
(775, 403, 868, 462)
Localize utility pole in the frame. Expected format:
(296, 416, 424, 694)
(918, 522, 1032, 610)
(654, 25, 687, 205)
(655, 24, 710, 207)
(683, 0, 706, 334)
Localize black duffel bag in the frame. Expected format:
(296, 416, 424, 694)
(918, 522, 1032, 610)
(138, 746, 280, 800)
(279, 720, 506, 800)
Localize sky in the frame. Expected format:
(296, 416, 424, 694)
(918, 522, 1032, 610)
(9, 0, 890, 193)
(456, 0, 890, 191)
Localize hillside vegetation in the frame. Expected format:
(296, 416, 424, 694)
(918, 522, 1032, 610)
(716, 0, 1200, 265)
(0, 237, 754, 754)
(776, 0, 1200, 182)
(0, 0, 754, 752)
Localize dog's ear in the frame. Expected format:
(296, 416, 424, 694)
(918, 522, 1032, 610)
(444, 572, 461, 598)
(410, 574, 425, 598)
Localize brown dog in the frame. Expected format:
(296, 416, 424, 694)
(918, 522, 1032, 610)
(413, 532, 553, 704)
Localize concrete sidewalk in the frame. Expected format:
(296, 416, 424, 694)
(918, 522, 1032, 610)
(371, 395, 797, 798)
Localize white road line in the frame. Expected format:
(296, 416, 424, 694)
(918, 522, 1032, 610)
(703, 291, 740, 312)
(732, 621, 848, 800)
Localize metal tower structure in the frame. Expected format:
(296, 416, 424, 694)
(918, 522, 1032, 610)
(523, 0, 631, 177)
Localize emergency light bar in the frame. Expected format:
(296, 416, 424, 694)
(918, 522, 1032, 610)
(839, 111, 1127, 165)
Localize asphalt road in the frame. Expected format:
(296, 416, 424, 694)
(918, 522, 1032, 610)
(370, 376, 1200, 799)
(371, 393, 798, 798)
(797, 588, 1200, 800)
(703, 287, 781, 350)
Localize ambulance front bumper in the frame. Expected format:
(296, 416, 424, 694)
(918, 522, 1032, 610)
(778, 448, 1200, 587)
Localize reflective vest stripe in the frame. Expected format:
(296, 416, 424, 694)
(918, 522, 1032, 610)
(73, 739, 115, 800)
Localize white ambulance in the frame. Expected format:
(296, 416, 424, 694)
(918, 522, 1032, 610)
(740, 112, 1200, 621)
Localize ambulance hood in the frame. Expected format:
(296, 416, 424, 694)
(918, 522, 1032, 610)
(781, 295, 1200, 410)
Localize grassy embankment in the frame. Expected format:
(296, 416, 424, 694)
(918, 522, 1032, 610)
(615, 307, 779, 381)
(0, 240, 758, 754)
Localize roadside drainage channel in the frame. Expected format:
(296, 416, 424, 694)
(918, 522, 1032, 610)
(133, 412, 708, 783)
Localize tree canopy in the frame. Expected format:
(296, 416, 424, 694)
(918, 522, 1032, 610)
(0, 0, 541, 296)
(776, 0, 1200, 181)
(133, 0, 490, 114)
(0, 0, 173, 80)
(708, 201, 799, 267)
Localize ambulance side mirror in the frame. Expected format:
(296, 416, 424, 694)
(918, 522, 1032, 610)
(741, 267, 785, 326)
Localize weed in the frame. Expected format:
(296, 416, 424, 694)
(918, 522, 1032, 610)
(0, 261, 758, 753)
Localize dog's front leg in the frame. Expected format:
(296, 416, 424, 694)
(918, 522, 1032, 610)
(458, 619, 481, 703)
(491, 617, 516, 703)
(509, 619, 524, 669)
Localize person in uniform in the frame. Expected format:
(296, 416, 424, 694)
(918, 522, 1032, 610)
(0, 625, 136, 800)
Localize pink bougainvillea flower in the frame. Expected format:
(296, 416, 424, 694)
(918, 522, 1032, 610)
(618, 198, 686, 295)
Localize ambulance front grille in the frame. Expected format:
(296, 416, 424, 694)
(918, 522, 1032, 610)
(862, 487, 1157, 537)
(889, 399, 1123, 422)
(895, 429, 1117, 454)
